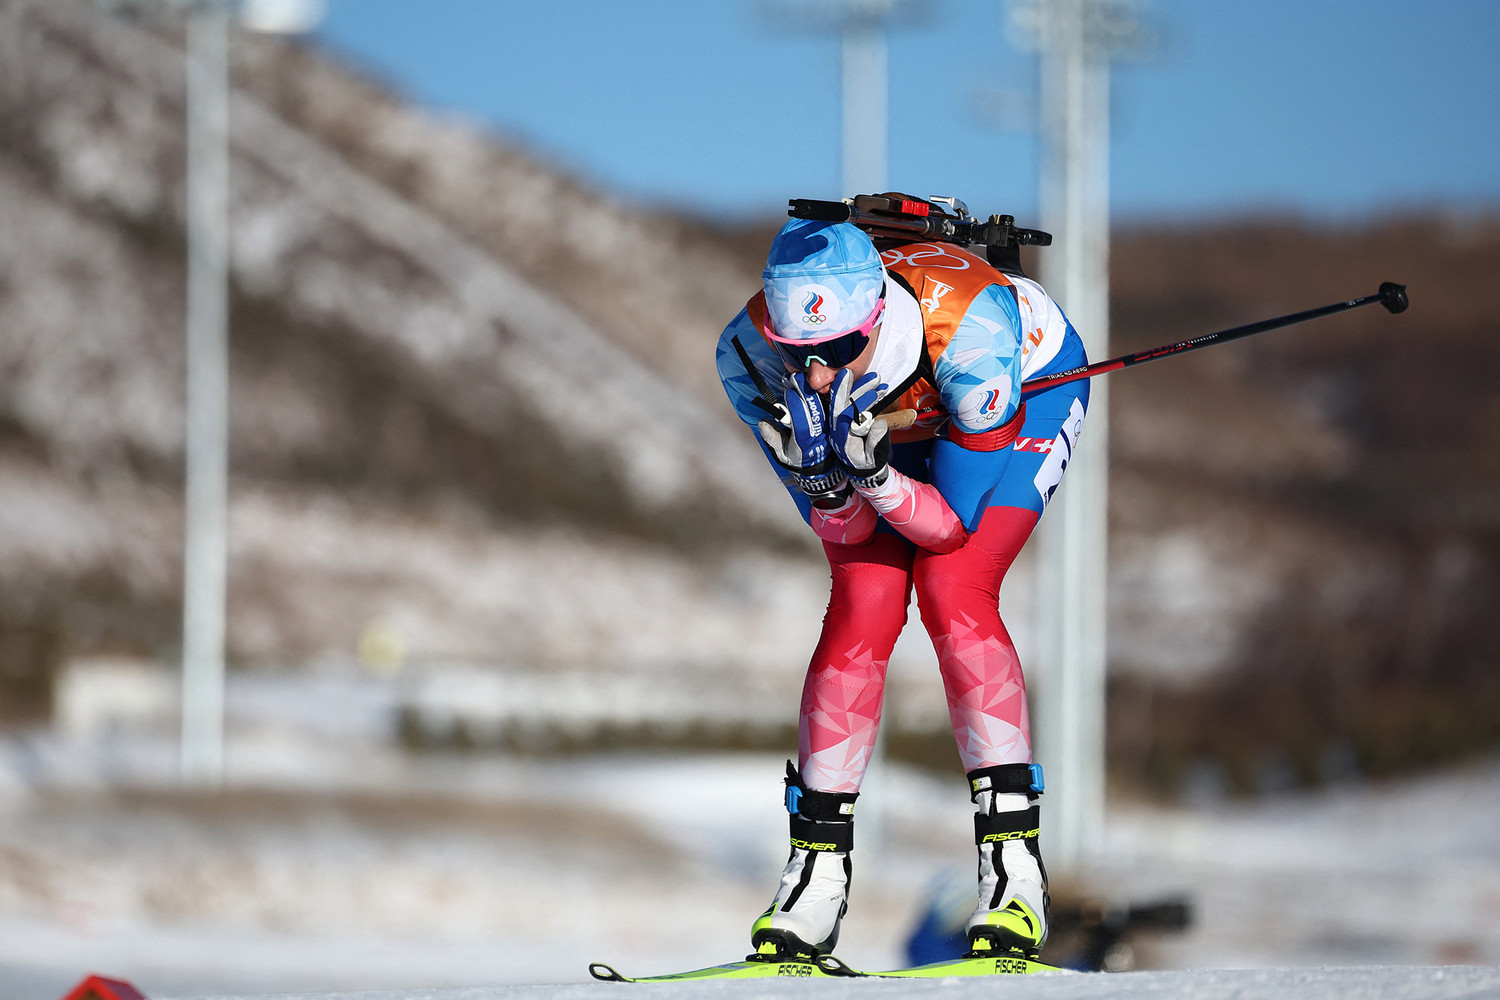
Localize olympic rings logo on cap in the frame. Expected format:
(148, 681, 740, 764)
(801, 289, 828, 326)
(785, 283, 841, 332)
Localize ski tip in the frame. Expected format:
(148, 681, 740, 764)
(589, 963, 629, 982)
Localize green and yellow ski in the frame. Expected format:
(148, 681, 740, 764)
(868, 954, 1059, 977)
(589, 952, 1061, 982)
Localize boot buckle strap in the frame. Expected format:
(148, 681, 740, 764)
(968, 763, 1044, 797)
(974, 804, 1040, 845)
(790, 813, 854, 853)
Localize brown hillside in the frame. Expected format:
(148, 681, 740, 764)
(1106, 213, 1500, 793)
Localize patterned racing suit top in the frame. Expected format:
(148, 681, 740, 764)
(718, 240, 1084, 528)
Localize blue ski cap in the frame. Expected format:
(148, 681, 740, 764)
(762, 219, 885, 345)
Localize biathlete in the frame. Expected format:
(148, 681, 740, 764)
(715, 205, 1089, 962)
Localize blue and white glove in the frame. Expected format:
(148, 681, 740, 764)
(757, 373, 847, 501)
(828, 369, 892, 490)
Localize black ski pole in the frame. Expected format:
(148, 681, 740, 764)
(1018, 282, 1409, 399)
(881, 283, 1406, 430)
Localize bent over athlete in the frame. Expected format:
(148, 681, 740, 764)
(715, 211, 1089, 962)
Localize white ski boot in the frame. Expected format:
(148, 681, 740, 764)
(750, 761, 857, 959)
(965, 762, 1049, 958)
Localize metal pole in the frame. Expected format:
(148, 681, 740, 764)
(841, 13, 887, 196)
(180, 0, 230, 786)
(1034, 0, 1111, 870)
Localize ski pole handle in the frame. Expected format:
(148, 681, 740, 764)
(879, 408, 917, 430)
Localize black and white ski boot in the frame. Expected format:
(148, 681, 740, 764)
(965, 762, 1049, 958)
(750, 761, 857, 960)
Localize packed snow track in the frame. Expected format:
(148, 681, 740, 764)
(185, 965, 1500, 1000)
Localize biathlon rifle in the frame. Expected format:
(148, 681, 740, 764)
(788, 193, 1049, 277)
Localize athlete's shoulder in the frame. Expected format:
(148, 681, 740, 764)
(1005, 275, 1076, 378)
(715, 306, 754, 365)
(930, 286, 1026, 434)
(717, 306, 783, 428)
(930, 282, 1023, 372)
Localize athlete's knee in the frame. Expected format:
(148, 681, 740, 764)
(913, 583, 999, 651)
(824, 562, 912, 640)
(912, 543, 1003, 627)
(833, 569, 911, 613)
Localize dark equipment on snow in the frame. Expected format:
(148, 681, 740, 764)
(1050, 895, 1194, 972)
(789, 194, 1050, 277)
(903, 886, 1193, 972)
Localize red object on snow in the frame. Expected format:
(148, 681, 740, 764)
(58, 975, 149, 1000)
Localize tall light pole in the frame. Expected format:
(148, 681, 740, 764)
(839, 4, 889, 196)
(760, 0, 931, 197)
(179, 0, 231, 786)
(99, 0, 324, 785)
(1011, 0, 1144, 869)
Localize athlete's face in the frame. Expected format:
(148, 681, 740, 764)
(785, 323, 881, 395)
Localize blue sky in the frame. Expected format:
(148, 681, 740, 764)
(313, 0, 1500, 223)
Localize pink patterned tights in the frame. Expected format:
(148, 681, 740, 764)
(798, 505, 1039, 793)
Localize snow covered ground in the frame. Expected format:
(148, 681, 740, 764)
(192, 965, 1500, 1000)
(1, 669, 1498, 1000)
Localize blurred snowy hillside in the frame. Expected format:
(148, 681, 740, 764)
(2, 0, 1495, 789)
(0, 0, 825, 715)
